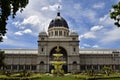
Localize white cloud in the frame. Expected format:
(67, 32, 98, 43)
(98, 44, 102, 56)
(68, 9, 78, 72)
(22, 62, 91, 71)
(92, 45, 100, 48)
(93, 2, 105, 9)
(82, 9, 96, 22)
(23, 29, 32, 34)
(22, 15, 40, 26)
(83, 44, 91, 47)
(99, 14, 114, 26)
(58, 0, 62, 3)
(3, 36, 8, 40)
(41, 4, 60, 11)
(90, 25, 103, 31)
(14, 29, 32, 36)
(101, 28, 120, 43)
(41, 7, 48, 11)
(80, 32, 96, 39)
(12, 21, 25, 29)
(14, 31, 23, 36)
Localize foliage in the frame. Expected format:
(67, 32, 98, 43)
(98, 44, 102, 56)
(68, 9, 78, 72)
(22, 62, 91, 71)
(5, 71, 11, 76)
(0, 0, 29, 42)
(0, 50, 5, 68)
(87, 70, 95, 76)
(102, 66, 112, 76)
(19, 70, 31, 77)
(110, 2, 120, 27)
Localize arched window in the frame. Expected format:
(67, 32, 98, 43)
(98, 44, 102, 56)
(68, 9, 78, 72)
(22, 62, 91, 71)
(39, 61, 45, 73)
(72, 61, 77, 73)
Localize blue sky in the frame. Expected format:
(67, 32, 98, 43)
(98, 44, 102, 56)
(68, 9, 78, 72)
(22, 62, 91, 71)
(1, 0, 120, 49)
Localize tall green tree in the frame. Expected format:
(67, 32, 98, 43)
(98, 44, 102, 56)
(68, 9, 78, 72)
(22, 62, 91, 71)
(0, 0, 29, 42)
(110, 2, 120, 27)
(0, 50, 5, 69)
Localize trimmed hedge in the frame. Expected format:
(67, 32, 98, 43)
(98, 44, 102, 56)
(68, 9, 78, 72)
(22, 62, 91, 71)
(0, 77, 41, 80)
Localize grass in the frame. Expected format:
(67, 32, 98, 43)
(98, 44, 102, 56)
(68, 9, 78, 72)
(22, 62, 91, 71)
(33, 76, 80, 80)
(1, 73, 120, 80)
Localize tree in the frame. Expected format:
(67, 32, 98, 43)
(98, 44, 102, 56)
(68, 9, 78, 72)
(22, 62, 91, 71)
(102, 66, 112, 76)
(110, 2, 120, 27)
(0, 0, 29, 42)
(0, 50, 5, 69)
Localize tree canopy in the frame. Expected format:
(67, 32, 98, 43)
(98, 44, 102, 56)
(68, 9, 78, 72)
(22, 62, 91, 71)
(0, 0, 29, 42)
(0, 50, 5, 68)
(110, 2, 120, 27)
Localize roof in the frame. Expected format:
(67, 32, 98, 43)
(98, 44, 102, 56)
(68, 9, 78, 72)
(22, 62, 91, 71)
(48, 12, 69, 29)
(1, 48, 120, 55)
(79, 49, 120, 54)
(2, 49, 38, 54)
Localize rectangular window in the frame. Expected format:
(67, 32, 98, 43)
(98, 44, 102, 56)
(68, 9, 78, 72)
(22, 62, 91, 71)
(31, 65, 36, 70)
(55, 31, 58, 36)
(52, 32, 53, 36)
(80, 65, 86, 70)
(93, 65, 98, 70)
(59, 31, 62, 36)
(73, 48, 76, 52)
(25, 65, 30, 70)
(12, 65, 17, 70)
(6, 65, 11, 70)
(19, 65, 24, 70)
(42, 48, 44, 52)
(41, 38, 44, 40)
(64, 32, 66, 36)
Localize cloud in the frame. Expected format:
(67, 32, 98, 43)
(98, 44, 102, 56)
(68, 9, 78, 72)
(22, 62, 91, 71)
(14, 31, 23, 36)
(90, 25, 103, 31)
(41, 7, 48, 11)
(73, 4, 81, 10)
(93, 2, 105, 9)
(3, 36, 8, 40)
(101, 28, 120, 43)
(99, 14, 114, 26)
(58, 0, 62, 3)
(92, 45, 100, 48)
(1, 38, 35, 48)
(82, 9, 97, 22)
(22, 15, 40, 26)
(80, 32, 96, 39)
(83, 44, 91, 47)
(23, 29, 32, 34)
(14, 29, 32, 36)
(41, 4, 61, 11)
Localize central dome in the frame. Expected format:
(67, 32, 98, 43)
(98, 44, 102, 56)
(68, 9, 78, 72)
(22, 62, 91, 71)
(48, 12, 69, 29)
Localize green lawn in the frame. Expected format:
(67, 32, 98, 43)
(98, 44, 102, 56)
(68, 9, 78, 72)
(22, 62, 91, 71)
(98, 79, 120, 80)
(1, 73, 120, 80)
(33, 76, 80, 80)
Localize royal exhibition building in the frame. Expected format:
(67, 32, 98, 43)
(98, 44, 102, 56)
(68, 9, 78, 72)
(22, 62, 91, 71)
(1, 12, 120, 73)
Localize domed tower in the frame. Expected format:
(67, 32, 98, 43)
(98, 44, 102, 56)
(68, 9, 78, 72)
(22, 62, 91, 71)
(48, 12, 69, 38)
(38, 12, 80, 73)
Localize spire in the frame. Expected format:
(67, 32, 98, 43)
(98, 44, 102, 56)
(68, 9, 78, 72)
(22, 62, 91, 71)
(57, 12, 60, 16)
(57, 5, 61, 16)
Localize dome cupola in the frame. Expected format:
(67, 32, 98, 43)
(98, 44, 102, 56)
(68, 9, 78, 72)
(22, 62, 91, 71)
(48, 12, 69, 29)
(48, 12, 69, 37)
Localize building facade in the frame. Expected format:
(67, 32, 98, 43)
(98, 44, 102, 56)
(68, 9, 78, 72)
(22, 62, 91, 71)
(1, 12, 120, 73)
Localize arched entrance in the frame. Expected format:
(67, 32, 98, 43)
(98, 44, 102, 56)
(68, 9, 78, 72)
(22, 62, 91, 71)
(39, 61, 45, 73)
(49, 46, 68, 73)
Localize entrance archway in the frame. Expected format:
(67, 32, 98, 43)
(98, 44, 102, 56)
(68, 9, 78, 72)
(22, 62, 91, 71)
(49, 46, 68, 73)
